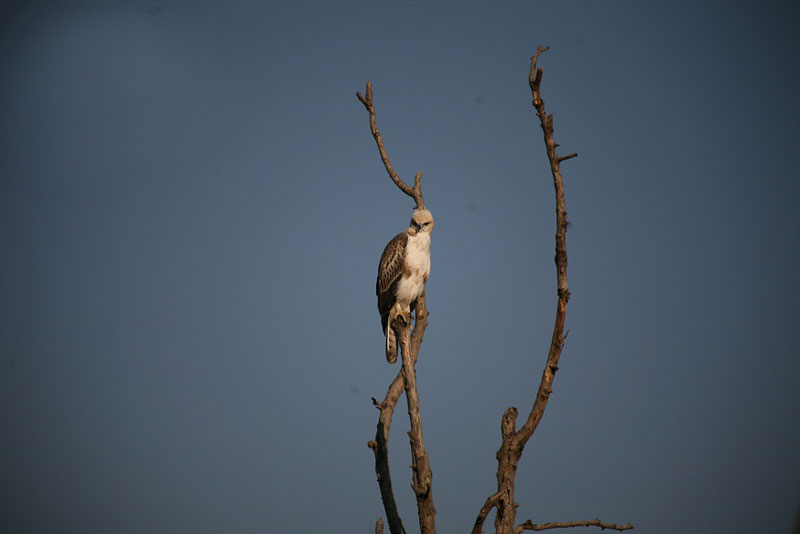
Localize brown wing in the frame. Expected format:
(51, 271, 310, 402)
(377, 231, 408, 332)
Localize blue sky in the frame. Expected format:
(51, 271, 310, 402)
(1, 1, 798, 533)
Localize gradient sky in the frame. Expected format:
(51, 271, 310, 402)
(1, 1, 799, 533)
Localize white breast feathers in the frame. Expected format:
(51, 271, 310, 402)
(395, 231, 430, 306)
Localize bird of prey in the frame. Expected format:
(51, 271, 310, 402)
(376, 209, 434, 363)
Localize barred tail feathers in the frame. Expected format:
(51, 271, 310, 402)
(385, 326, 398, 364)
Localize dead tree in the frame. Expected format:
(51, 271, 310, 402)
(358, 46, 632, 534)
(471, 45, 632, 534)
(358, 81, 436, 534)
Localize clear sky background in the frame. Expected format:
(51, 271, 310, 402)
(1, 1, 798, 533)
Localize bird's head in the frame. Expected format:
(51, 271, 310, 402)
(409, 209, 434, 235)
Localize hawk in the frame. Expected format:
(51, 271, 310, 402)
(377, 209, 434, 363)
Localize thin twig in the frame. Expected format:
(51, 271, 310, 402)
(517, 519, 634, 532)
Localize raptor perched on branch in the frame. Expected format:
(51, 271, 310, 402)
(376, 209, 434, 363)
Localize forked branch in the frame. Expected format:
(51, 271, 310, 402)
(358, 83, 435, 534)
(357, 81, 425, 209)
(367, 294, 430, 534)
(472, 45, 631, 534)
(394, 312, 436, 534)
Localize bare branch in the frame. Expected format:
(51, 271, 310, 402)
(356, 81, 426, 209)
(368, 354, 408, 534)
(368, 426, 404, 534)
(515, 45, 572, 446)
(516, 519, 634, 532)
(475, 45, 630, 534)
(394, 305, 436, 533)
(471, 492, 501, 534)
(367, 293, 431, 534)
(358, 79, 435, 534)
(485, 43, 574, 534)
